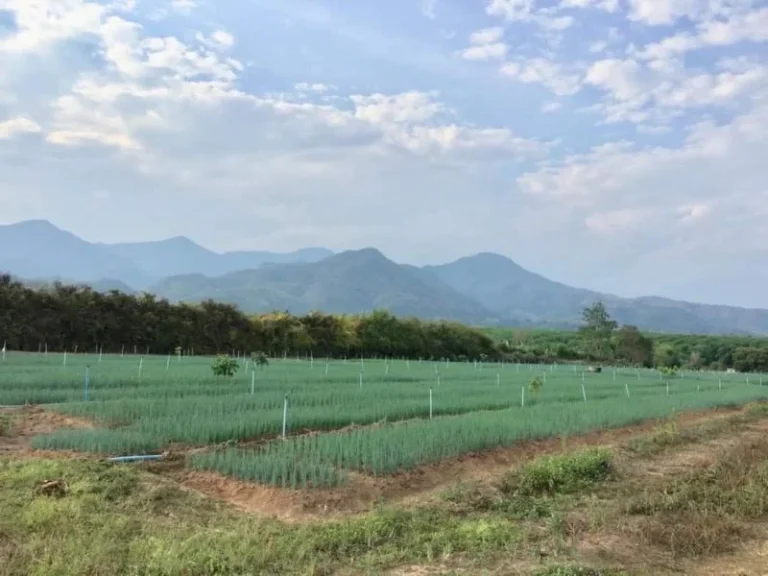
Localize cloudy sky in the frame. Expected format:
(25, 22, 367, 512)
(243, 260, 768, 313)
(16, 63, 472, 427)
(0, 0, 767, 307)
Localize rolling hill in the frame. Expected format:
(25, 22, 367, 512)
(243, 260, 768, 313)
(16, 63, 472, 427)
(151, 248, 497, 323)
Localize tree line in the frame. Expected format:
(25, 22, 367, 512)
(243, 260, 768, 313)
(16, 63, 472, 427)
(3, 275, 768, 371)
(490, 303, 768, 372)
(0, 275, 497, 360)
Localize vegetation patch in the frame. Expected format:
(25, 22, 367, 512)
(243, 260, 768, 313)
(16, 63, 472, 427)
(0, 413, 11, 436)
(534, 567, 628, 576)
(506, 449, 614, 497)
(0, 456, 527, 576)
(623, 437, 768, 557)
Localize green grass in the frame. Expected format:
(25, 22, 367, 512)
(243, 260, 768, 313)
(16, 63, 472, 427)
(0, 456, 524, 576)
(508, 449, 613, 497)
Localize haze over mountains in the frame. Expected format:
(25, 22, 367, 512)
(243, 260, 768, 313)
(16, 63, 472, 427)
(2, 220, 768, 335)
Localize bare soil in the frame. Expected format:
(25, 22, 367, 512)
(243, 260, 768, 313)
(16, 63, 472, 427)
(0, 405, 93, 454)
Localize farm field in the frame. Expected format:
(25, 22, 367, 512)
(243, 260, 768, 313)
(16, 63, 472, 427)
(4, 352, 768, 574)
(3, 352, 768, 487)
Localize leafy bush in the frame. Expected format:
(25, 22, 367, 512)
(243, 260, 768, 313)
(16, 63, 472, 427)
(212, 356, 239, 377)
(250, 352, 269, 368)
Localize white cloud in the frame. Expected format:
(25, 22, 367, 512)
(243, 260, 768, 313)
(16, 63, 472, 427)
(0, 0, 107, 53)
(196, 30, 235, 50)
(485, 0, 573, 32)
(469, 27, 505, 45)
(294, 82, 332, 93)
(486, 0, 534, 21)
(542, 101, 562, 112)
(583, 56, 767, 125)
(560, 0, 618, 11)
(462, 27, 508, 61)
(518, 98, 768, 204)
(0, 117, 42, 139)
(350, 92, 446, 124)
(462, 43, 509, 61)
(420, 0, 438, 19)
(501, 58, 583, 96)
(461, 26, 509, 60)
(170, 0, 196, 15)
(638, 7, 768, 60)
(627, 0, 762, 26)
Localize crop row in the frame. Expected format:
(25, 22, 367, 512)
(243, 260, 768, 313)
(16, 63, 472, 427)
(188, 386, 768, 488)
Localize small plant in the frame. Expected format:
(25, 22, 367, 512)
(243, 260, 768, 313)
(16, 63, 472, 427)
(529, 376, 544, 397)
(251, 351, 269, 368)
(211, 355, 239, 377)
(658, 366, 679, 378)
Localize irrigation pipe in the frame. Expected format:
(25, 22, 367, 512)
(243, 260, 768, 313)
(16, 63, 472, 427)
(106, 455, 164, 463)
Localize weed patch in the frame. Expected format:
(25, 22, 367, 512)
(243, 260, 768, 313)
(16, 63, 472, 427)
(505, 449, 613, 497)
(623, 438, 768, 557)
(534, 567, 628, 576)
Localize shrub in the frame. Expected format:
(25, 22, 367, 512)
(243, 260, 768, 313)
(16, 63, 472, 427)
(211, 356, 239, 377)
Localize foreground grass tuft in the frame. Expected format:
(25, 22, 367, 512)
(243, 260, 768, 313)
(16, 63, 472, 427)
(506, 449, 614, 497)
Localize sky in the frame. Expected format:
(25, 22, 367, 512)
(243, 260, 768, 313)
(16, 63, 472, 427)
(0, 0, 767, 307)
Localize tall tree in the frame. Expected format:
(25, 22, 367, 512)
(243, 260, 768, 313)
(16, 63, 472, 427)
(579, 302, 617, 359)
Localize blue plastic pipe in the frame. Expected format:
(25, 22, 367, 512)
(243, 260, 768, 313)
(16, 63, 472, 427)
(107, 455, 163, 463)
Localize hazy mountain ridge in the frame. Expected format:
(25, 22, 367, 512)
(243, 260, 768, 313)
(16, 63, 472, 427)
(0, 220, 334, 288)
(2, 220, 768, 335)
(151, 248, 497, 323)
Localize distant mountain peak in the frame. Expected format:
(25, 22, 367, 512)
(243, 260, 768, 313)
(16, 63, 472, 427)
(3, 219, 64, 234)
(333, 247, 389, 263)
(454, 252, 524, 267)
(164, 235, 201, 246)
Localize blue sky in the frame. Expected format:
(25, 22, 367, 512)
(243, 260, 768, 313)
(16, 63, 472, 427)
(0, 0, 767, 307)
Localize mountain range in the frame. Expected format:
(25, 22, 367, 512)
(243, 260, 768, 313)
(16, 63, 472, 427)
(2, 219, 768, 335)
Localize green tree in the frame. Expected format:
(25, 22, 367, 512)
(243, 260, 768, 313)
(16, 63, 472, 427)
(654, 343, 681, 368)
(614, 325, 654, 367)
(579, 302, 617, 359)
